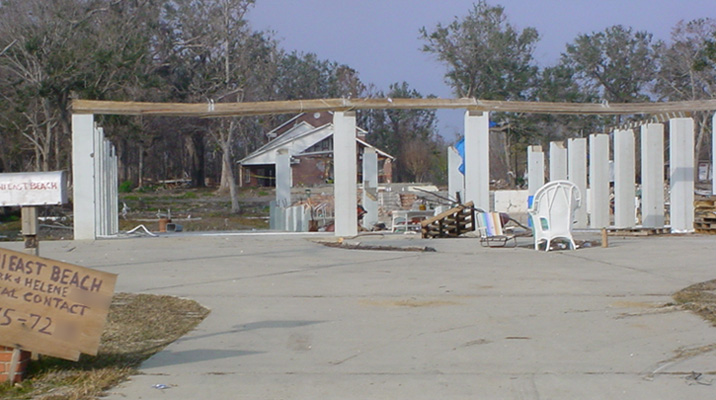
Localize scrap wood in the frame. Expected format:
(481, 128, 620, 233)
(420, 201, 474, 228)
(694, 196, 716, 233)
(606, 227, 670, 236)
(421, 201, 476, 239)
(320, 240, 436, 252)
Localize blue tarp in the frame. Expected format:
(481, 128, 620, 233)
(455, 121, 498, 175)
(455, 138, 466, 175)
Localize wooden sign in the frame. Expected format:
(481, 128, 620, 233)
(0, 171, 67, 207)
(0, 247, 117, 361)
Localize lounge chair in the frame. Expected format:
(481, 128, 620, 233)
(476, 211, 516, 247)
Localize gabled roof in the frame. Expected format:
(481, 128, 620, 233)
(239, 113, 392, 166)
(239, 122, 334, 166)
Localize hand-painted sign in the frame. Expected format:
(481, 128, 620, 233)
(0, 171, 67, 207)
(0, 247, 117, 361)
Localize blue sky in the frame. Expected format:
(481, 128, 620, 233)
(247, 0, 713, 138)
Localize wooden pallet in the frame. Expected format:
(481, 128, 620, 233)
(606, 227, 670, 236)
(695, 221, 716, 229)
(421, 201, 475, 238)
(694, 198, 716, 209)
(694, 196, 716, 233)
(694, 216, 716, 231)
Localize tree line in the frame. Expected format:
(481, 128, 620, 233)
(1, 0, 715, 205)
(421, 2, 716, 183)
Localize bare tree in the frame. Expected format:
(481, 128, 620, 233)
(0, 0, 161, 172)
(656, 18, 716, 164)
(159, 0, 279, 212)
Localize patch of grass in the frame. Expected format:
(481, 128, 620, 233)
(121, 195, 140, 202)
(673, 279, 716, 326)
(0, 293, 209, 400)
(118, 181, 133, 193)
(1, 214, 20, 223)
(179, 191, 198, 200)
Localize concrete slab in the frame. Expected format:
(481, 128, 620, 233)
(4, 232, 715, 399)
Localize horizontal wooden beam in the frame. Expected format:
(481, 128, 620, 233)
(71, 98, 716, 117)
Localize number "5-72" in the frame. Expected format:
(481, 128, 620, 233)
(0, 307, 53, 335)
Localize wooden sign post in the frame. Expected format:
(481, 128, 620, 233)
(21, 207, 39, 256)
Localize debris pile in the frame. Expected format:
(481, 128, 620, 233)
(420, 202, 476, 239)
(694, 196, 716, 233)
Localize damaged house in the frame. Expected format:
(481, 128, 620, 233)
(239, 112, 394, 187)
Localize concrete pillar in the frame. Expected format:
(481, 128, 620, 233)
(670, 118, 695, 233)
(362, 147, 379, 230)
(549, 141, 567, 181)
(527, 145, 544, 196)
(641, 124, 665, 227)
(269, 200, 283, 230)
(275, 148, 291, 208)
(95, 127, 106, 236)
(568, 137, 588, 228)
(614, 129, 636, 228)
(589, 134, 610, 228)
(73, 115, 119, 239)
(464, 111, 490, 210)
(108, 144, 118, 235)
(713, 113, 716, 195)
(333, 111, 358, 237)
(613, 129, 636, 228)
(72, 113, 96, 240)
(447, 145, 464, 203)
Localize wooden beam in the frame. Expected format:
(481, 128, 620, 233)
(71, 98, 716, 117)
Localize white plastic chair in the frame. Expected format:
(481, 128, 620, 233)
(528, 180, 581, 251)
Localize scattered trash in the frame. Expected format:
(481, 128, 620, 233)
(126, 224, 158, 237)
(166, 223, 183, 232)
(685, 371, 713, 386)
(320, 241, 436, 253)
(152, 383, 171, 390)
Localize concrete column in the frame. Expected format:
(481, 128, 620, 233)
(333, 111, 358, 237)
(641, 124, 665, 227)
(447, 145, 464, 203)
(95, 127, 105, 236)
(613, 129, 636, 228)
(72, 113, 96, 240)
(362, 147, 379, 230)
(670, 118, 695, 233)
(549, 141, 567, 181)
(568, 137, 588, 228)
(713, 113, 716, 195)
(110, 145, 119, 234)
(589, 134, 610, 228)
(275, 148, 291, 209)
(269, 200, 284, 230)
(527, 145, 544, 196)
(464, 111, 490, 210)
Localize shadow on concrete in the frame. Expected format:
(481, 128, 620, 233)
(145, 349, 264, 368)
(234, 320, 325, 332)
(177, 320, 326, 343)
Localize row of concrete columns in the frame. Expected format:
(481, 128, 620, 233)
(520, 120, 696, 232)
(72, 114, 118, 240)
(325, 112, 704, 237)
(70, 110, 715, 239)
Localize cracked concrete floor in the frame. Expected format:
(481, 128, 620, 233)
(7, 232, 716, 399)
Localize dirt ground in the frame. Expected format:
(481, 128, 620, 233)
(0, 186, 275, 241)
